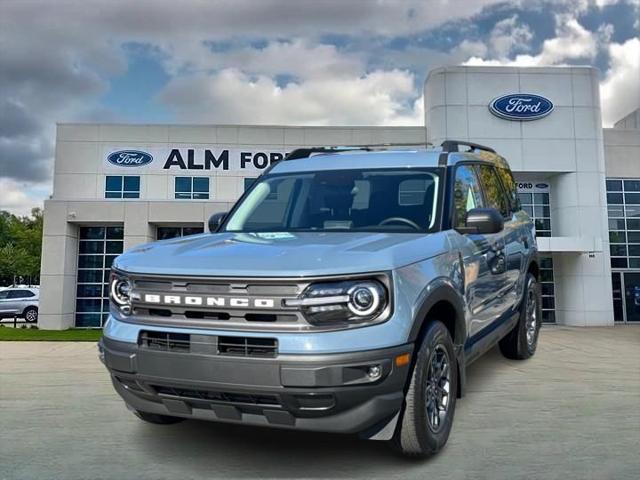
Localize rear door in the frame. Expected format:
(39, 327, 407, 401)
(475, 164, 522, 317)
(0, 289, 19, 315)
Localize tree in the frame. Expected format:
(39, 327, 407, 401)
(0, 208, 43, 285)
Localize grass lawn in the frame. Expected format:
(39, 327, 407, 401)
(0, 327, 103, 341)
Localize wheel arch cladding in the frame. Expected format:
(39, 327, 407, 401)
(408, 283, 467, 398)
(409, 283, 466, 347)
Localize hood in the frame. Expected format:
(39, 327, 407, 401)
(113, 231, 450, 277)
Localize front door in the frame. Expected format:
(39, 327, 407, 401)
(452, 164, 510, 338)
(623, 272, 640, 322)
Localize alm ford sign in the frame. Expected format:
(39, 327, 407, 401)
(107, 150, 154, 167)
(489, 94, 554, 121)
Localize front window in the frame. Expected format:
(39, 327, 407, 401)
(105, 176, 140, 199)
(224, 168, 441, 233)
(175, 177, 210, 200)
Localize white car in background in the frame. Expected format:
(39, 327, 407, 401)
(0, 287, 39, 323)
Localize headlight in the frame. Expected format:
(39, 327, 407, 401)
(286, 279, 388, 325)
(110, 272, 132, 315)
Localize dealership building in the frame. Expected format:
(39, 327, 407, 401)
(39, 65, 640, 329)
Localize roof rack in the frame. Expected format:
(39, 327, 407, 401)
(440, 140, 496, 154)
(284, 142, 432, 160)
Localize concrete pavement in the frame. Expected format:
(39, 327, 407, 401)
(1, 326, 639, 480)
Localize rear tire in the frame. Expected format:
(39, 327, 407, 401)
(133, 410, 185, 425)
(499, 272, 541, 360)
(392, 320, 457, 457)
(23, 306, 38, 323)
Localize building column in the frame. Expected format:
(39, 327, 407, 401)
(550, 171, 614, 326)
(39, 201, 79, 330)
(123, 202, 154, 251)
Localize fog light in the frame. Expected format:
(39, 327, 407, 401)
(367, 365, 381, 380)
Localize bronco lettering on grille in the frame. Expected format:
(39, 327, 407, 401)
(142, 294, 276, 309)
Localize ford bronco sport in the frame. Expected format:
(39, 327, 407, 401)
(100, 140, 540, 457)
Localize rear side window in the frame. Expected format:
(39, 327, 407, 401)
(7, 290, 35, 299)
(475, 165, 510, 218)
(494, 167, 519, 213)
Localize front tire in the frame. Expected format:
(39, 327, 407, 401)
(499, 272, 541, 360)
(23, 306, 38, 323)
(392, 320, 457, 457)
(133, 410, 185, 425)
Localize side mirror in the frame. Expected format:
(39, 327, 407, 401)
(208, 212, 227, 233)
(459, 208, 504, 235)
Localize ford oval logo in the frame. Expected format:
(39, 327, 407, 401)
(107, 150, 153, 167)
(489, 94, 554, 121)
(535, 183, 549, 189)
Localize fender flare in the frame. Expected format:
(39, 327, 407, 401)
(408, 279, 466, 347)
(407, 279, 468, 397)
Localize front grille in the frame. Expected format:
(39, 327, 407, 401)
(153, 385, 281, 408)
(138, 331, 278, 357)
(140, 331, 190, 352)
(217, 336, 278, 358)
(129, 276, 307, 330)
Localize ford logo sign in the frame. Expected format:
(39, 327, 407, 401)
(535, 183, 549, 189)
(489, 94, 554, 121)
(107, 150, 153, 167)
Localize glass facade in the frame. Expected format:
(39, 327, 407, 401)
(156, 226, 205, 240)
(105, 176, 140, 199)
(175, 177, 210, 199)
(517, 182, 556, 323)
(606, 178, 640, 322)
(75, 226, 124, 327)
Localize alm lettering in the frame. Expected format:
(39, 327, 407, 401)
(505, 98, 542, 114)
(163, 149, 285, 170)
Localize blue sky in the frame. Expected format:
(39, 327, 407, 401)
(0, 0, 638, 214)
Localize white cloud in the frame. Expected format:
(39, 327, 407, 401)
(464, 15, 599, 66)
(0, 179, 48, 217)
(600, 37, 640, 126)
(489, 15, 534, 58)
(159, 68, 422, 126)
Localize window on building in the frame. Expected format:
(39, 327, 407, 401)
(244, 177, 257, 192)
(175, 177, 210, 199)
(607, 177, 640, 272)
(75, 226, 124, 328)
(539, 256, 556, 323)
(453, 165, 485, 228)
(105, 176, 140, 199)
(518, 191, 552, 238)
(156, 226, 205, 240)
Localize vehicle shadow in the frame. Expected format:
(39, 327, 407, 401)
(133, 347, 505, 478)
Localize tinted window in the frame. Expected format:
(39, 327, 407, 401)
(225, 168, 441, 232)
(0, 290, 9, 299)
(453, 165, 485, 228)
(8, 290, 35, 299)
(495, 167, 519, 213)
(476, 165, 510, 217)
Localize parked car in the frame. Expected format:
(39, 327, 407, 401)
(100, 140, 540, 457)
(0, 287, 39, 322)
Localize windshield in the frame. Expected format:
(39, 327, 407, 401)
(224, 168, 441, 233)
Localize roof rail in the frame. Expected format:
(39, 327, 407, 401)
(440, 140, 496, 154)
(284, 142, 432, 160)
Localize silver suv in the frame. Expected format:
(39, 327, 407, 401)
(0, 287, 39, 323)
(100, 140, 539, 457)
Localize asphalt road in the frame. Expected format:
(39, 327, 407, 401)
(1, 326, 639, 480)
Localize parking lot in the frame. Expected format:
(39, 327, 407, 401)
(1, 326, 639, 480)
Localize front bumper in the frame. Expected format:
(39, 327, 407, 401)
(100, 335, 413, 437)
